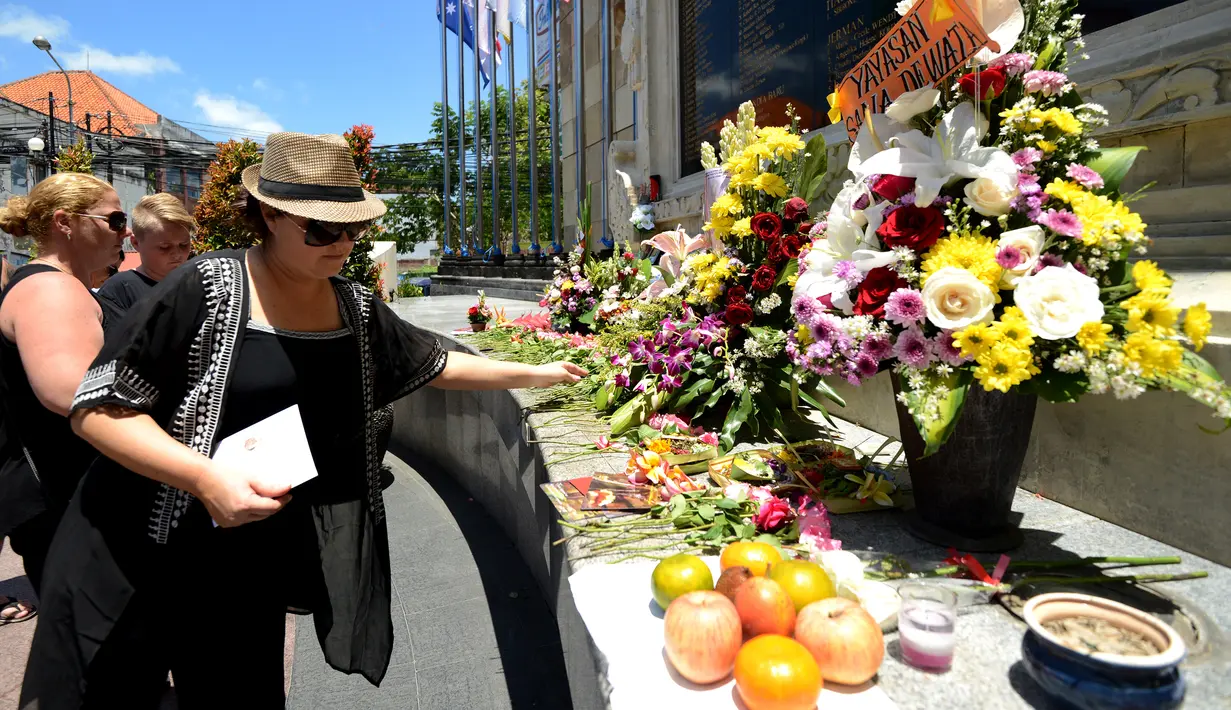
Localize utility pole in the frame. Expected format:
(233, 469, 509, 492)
(84, 113, 93, 153)
(105, 111, 114, 183)
(47, 92, 57, 173)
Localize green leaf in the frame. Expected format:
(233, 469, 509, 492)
(1088, 146, 1146, 194)
(902, 371, 972, 457)
(775, 260, 799, 290)
(734, 523, 756, 539)
(754, 534, 783, 549)
(1182, 350, 1224, 383)
(594, 383, 612, 411)
(695, 385, 728, 419)
(720, 389, 754, 451)
(1025, 370, 1090, 403)
(702, 524, 725, 542)
(715, 497, 739, 510)
(674, 378, 716, 409)
(697, 504, 717, 522)
(578, 306, 598, 326)
(794, 134, 829, 206)
(636, 424, 659, 442)
(610, 392, 652, 435)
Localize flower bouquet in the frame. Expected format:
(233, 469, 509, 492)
(542, 245, 652, 333)
(790, 0, 1228, 542)
(601, 102, 846, 450)
(467, 290, 494, 332)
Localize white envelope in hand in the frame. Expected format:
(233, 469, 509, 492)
(212, 405, 319, 490)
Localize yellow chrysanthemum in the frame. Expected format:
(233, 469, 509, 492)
(753, 172, 789, 198)
(954, 323, 998, 360)
(1076, 321, 1113, 355)
(1124, 290, 1179, 337)
(1123, 331, 1183, 379)
(795, 323, 814, 346)
(787, 273, 799, 289)
(1036, 140, 1058, 154)
(974, 343, 1037, 393)
(725, 154, 760, 188)
(757, 126, 805, 160)
(992, 317, 1035, 349)
(710, 193, 744, 219)
(646, 439, 672, 454)
(731, 217, 753, 238)
(704, 215, 735, 238)
(561, 279, 575, 291)
(1184, 303, 1211, 352)
(921, 232, 1003, 291)
(1044, 179, 1086, 205)
(1000, 306, 1029, 325)
(999, 105, 1028, 123)
(1131, 260, 1172, 292)
(742, 141, 773, 161)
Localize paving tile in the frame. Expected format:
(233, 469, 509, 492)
(290, 661, 418, 710)
(405, 597, 502, 671)
(416, 657, 510, 710)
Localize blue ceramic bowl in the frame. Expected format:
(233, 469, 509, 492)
(1021, 593, 1186, 710)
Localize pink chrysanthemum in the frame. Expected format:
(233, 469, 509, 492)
(932, 329, 967, 366)
(997, 245, 1025, 269)
(1022, 70, 1069, 96)
(1066, 164, 1105, 190)
(894, 327, 933, 368)
(1038, 208, 1083, 238)
(809, 221, 827, 236)
(860, 334, 894, 360)
(792, 296, 822, 326)
(832, 260, 863, 285)
(990, 52, 1034, 76)
(812, 313, 845, 343)
(1033, 253, 1066, 274)
(884, 288, 926, 327)
(1012, 147, 1043, 169)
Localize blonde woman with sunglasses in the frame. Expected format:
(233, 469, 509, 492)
(21, 133, 585, 707)
(0, 173, 128, 599)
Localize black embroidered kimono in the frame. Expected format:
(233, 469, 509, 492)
(21, 251, 446, 705)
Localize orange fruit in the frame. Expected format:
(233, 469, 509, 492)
(651, 554, 714, 610)
(735, 635, 823, 710)
(767, 560, 836, 612)
(720, 541, 782, 577)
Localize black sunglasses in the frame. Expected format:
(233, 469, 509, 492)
(74, 211, 128, 233)
(285, 215, 373, 247)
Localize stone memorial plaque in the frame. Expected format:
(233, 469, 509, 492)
(678, 0, 900, 174)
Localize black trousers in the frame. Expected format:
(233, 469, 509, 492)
(7, 508, 60, 596)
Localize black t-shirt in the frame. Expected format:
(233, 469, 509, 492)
(97, 269, 158, 320)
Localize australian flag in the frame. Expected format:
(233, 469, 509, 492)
(439, 0, 494, 86)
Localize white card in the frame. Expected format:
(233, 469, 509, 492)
(212, 405, 319, 490)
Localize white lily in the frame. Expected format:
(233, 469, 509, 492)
(646, 225, 707, 281)
(794, 184, 899, 314)
(973, 0, 1026, 63)
(847, 113, 911, 179)
(856, 103, 1017, 207)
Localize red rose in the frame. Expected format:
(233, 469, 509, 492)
(851, 267, 910, 317)
(726, 285, 748, 305)
(871, 175, 916, 201)
(876, 205, 945, 252)
(468, 306, 479, 315)
(750, 212, 783, 241)
(766, 238, 788, 266)
(798, 221, 815, 235)
(959, 66, 1008, 100)
(783, 197, 809, 221)
(852, 267, 908, 318)
(781, 235, 804, 259)
(751, 265, 777, 291)
(725, 302, 754, 326)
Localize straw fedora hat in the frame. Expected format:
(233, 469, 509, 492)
(241, 132, 387, 223)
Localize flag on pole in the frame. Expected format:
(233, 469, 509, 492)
(494, 0, 512, 41)
(438, 0, 476, 51)
(455, 0, 500, 86)
(510, 0, 527, 27)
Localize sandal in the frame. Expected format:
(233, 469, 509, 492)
(1, 596, 37, 625)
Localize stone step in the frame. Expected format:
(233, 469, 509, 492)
(429, 274, 549, 303)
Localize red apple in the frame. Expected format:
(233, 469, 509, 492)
(794, 597, 884, 685)
(664, 591, 743, 684)
(733, 577, 797, 638)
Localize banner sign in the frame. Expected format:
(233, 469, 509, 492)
(534, 0, 552, 85)
(829, 0, 996, 141)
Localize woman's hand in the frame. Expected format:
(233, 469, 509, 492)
(528, 361, 589, 388)
(195, 462, 292, 528)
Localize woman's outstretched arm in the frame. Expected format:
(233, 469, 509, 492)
(429, 351, 587, 390)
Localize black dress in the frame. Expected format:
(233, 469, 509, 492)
(0, 264, 102, 593)
(21, 251, 447, 708)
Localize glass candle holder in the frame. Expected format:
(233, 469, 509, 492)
(898, 583, 958, 672)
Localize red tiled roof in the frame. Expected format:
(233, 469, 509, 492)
(0, 71, 159, 137)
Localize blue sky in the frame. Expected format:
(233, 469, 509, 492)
(1, 1, 536, 145)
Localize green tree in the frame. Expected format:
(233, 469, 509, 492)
(55, 137, 94, 173)
(341, 124, 381, 291)
(376, 80, 553, 255)
(192, 139, 262, 253)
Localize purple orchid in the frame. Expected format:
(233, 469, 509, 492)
(628, 336, 653, 362)
(665, 345, 694, 376)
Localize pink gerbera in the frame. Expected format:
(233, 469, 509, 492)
(884, 288, 926, 327)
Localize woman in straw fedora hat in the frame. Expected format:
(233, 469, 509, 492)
(21, 132, 586, 707)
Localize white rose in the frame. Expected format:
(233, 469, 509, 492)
(817, 550, 865, 590)
(895, 0, 917, 16)
(922, 267, 996, 330)
(885, 87, 940, 124)
(997, 225, 1045, 290)
(964, 174, 1018, 216)
(1014, 264, 1105, 340)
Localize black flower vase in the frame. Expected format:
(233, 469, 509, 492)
(891, 373, 1037, 552)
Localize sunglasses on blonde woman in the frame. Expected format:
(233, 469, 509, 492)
(73, 211, 128, 233)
